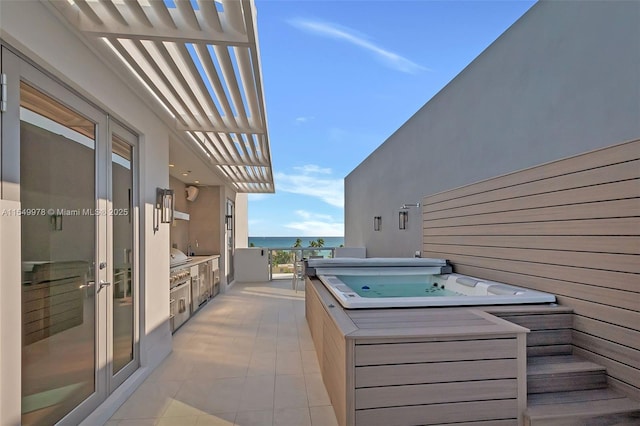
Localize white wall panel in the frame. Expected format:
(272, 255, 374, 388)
(345, 1, 640, 257)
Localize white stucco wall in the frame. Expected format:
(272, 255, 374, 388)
(235, 193, 249, 248)
(0, 200, 22, 425)
(234, 248, 270, 282)
(345, 1, 640, 257)
(1, 1, 175, 423)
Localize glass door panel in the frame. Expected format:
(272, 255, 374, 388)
(226, 199, 235, 283)
(110, 128, 138, 386)
(19, 81, 98, 426)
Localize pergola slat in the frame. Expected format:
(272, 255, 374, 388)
(220, 0, 247, 35)
(213, 44, 251, 130)
(123, 0, 153, 28)
(194, 43, 238, 126)
(234, 46, 261, 126)
(150, 0, 177, 29)
(175, 0, 201, 31)
(198, 0, 223, 33)
(107, 38, 187, 126)
(49, 0, 273, 193)
(99, 0, 128, 27)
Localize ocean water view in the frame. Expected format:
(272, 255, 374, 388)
(248, 236, 344, 248)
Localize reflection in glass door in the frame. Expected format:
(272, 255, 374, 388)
(110, 126, 138, 389)
(19, 81, 100, 426)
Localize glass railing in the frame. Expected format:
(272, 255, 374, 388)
(267, 247, 338, 280)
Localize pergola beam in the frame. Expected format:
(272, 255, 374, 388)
(49, 0, 274, 193)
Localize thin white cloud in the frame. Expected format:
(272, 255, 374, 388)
(295, 116, 314, 124)
(275, 165, 343, 207)
(285, 220, 344, 237)
(294, 210, 334, 221)
(289, 18, 428, 74)
(286, 210, 344, 236)
(293, 164, 332, 175)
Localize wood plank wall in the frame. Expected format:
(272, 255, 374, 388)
(422, 139, 640, 399)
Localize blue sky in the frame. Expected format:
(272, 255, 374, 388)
(248, 0, 536, 237)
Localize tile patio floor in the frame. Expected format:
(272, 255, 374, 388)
(107, 280, 338, 426)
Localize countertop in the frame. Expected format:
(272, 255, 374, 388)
(171, 254, 220, 270)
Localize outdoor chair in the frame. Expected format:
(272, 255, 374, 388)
(292, 258, 305, 292)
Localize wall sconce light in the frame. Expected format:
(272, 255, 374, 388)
(50, 213, 63, 231)
(154, 188, 174, 233)
(399, 211, 408, 230)
(401, 202, 420, 209)
(373, 216, 382, 231)
(225, 214, 233, 231)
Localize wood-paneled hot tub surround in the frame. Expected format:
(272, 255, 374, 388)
(306, 278, 529, 426)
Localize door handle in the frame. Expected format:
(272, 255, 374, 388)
(99, 280, 111, 292)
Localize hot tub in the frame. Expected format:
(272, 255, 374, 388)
(307, 258, 556, 309)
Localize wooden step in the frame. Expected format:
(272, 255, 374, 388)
(525, 388, 640, 426)
(526, 344, 572, 357)
(491, 307, 574, 356)
(527, 355, 607, 394)
(486, 305, 574, 315)
(525, 335, 574, 357)
(495, 313, 573, 330)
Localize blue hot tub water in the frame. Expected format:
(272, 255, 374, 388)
(336, 274, 459, 298)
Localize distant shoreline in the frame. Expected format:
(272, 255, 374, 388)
(248, 236, 345, 248)
(248, 237, 344, 239)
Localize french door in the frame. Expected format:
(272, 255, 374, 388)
(1, 47, 139, 425)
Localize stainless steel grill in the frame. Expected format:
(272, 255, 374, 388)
(170, 268, 191, 288)
(169, 266, 191, 332)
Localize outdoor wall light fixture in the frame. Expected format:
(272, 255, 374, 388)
(154, 188, 174, 233)
(50, 213, 63, 232)
(373, 216, 382, 231)
(401, 202, 420, 209)
(398, 202, 419, 230)
(399, 211, 408, 230)
(225, 214, 233, 231)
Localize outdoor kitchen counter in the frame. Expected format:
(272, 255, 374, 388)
(170, 254, 220, 271)
(186, 254, 220, 266)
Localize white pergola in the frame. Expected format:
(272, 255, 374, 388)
(49, 0, 274, 193)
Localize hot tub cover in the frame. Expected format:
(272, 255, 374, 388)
(307, 257, 449, 268)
